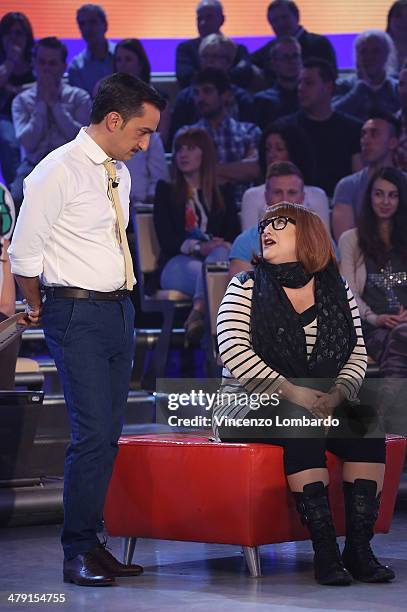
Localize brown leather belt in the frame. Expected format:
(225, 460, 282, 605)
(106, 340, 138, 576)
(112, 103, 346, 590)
(44, 287, 131, 300)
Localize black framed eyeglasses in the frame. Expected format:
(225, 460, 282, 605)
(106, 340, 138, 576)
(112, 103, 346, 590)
(258, 216, 296, 234)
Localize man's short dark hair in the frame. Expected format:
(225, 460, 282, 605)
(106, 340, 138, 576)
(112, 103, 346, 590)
(267, 0, 300, 21)
(91, 73, 166, 124)
(266, 160, 304, 182)
(77, 3, 107, 24)
(303, 57, 337, 83)
(192, 67, 231, 94)
(366, 109, 402, 139)
(33, 37, 68, 63)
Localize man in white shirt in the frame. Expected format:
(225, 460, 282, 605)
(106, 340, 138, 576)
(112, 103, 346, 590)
(9, 73, 165, 586)
(11, 37, 92, 211)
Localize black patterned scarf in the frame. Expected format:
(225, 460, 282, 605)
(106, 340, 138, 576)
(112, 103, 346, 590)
(250, 260, 357, 379)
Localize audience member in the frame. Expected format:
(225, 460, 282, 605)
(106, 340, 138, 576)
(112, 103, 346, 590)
(229, 161, 329, 277)
(170, 36, 254, 142)
(110, 39, 169, 202)
(0, 181, 15, 240)
(253, 36, 301, 129)
(241, 125, 328, 229)
(334, 31, 399, 122)
(0, 235, 19, 390)
(251, 0, 337, 85)
(280, 58, 362, 197)
(395, 65, 407, 171)
(339, 166, 407, 419)
(0, 12, 35, 186)
(387, 0, 407, 72)
(332, 112, 401, 241)
(154, 128, 240, 343)
(11, 37, 91, 211)
(175, 68, 261, 204)
(175, 0, 252, 89)
(68, 4, 114, 96)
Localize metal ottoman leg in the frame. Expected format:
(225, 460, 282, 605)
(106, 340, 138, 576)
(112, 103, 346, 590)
(122, 537, 137, 565)
(243, 546, 262, 577)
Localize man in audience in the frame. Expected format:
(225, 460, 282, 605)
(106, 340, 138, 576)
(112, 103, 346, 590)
(394, 64, 407, 171)
(68, 4, 114, 96)
(334, 30, 400, 122)
(10, 37, 91, 211)
(176, 68, 261, 203)
(170, 38, 254, 142)
(280, 58, 362, 196)
(251, 0, 337, 86)
(229, 161, 326, 277)
(176, 0, 252, 89)
(332, 112, 401, 241)
(254, 36, 301, 129)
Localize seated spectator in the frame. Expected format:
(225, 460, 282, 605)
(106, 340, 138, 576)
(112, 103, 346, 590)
(387, 0, 407, 72)
(68, 4, 114, 96)
(0, 12, 35, 186)
(241, 124, 329, 229)
(251, 0, 337, 86)
(170, 35, 255, 143)
(229, 161, 329, 277)
(11, 37, 91, 211)
(111, 39, 169, 202)
(175, 68, 261, 205)
(339, 167, 407, 418)
(395, 64, 407, 171)
(154, 128, 240, 343)
(0, 181, 15, 239)
(176, 0, 252, 89)
(280, 58, 362, 197)
(334, 31, 399, 122)
(332, 112, 401, 242)
(0, 236, 19, 389)
(253, 36, 301, 129)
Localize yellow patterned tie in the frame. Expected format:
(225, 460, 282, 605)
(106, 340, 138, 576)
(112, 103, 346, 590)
(103, 159, 134, 290)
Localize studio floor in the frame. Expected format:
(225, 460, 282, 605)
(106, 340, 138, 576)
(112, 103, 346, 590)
(0, 506, 406, 612)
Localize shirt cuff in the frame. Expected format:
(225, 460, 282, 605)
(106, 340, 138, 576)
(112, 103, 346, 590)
(9, 254, 43, 278)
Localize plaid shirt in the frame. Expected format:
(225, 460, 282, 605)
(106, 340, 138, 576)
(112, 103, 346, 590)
(191, 116, 261, 163)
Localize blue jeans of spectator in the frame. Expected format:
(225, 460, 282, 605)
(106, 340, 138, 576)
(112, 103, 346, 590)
(0, 117, 21, 186)
(10, 158, 35, 214)
(42, 295, 135, 560)
(160, 244, 230, 300)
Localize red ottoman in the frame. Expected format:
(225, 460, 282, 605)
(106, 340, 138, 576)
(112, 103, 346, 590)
(104, 433, 406, 576)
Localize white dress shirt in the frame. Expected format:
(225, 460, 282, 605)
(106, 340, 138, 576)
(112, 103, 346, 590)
(9, 127, 133, 291)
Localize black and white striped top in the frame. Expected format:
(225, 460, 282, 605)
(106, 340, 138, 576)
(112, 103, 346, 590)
(213, 273, 367, 437)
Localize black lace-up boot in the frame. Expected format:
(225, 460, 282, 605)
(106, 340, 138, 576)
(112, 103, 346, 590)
(294, 481, 352, 586)
(342, 479, 395, 582)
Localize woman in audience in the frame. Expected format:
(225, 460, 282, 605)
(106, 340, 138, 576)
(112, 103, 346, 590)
(0, 236, 19, 389)
(387, 0, 407, 72)
(339, 167, 407, 411)
(110, 38, 170, 203)
(241, 122, 330, 230)
(0, 12, 35, 186)
(154, 127, 240, 342)
(214, 202, 394, 586)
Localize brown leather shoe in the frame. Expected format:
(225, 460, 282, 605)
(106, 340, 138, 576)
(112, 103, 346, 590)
(90, 542, 144, 577)
(63, 552, 116, 586)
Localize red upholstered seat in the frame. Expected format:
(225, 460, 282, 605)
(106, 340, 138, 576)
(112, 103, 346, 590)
(104, 433, 406, 574)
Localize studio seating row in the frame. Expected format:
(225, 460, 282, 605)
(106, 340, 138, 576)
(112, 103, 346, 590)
(104, 432, 406, 577)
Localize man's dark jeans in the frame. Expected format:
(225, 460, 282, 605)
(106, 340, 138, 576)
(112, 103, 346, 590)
(42, 294, 135, 559)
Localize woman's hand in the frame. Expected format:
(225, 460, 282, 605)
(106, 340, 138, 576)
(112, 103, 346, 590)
(280, 381, 324, 411)
(311, 386, 345, 419)
(199, 237, 225, 257)
(376, 313, 403, 328)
